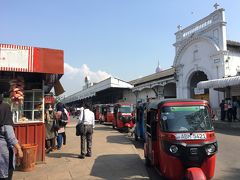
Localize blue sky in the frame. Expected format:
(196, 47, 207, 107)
(1, 0, 240, 96)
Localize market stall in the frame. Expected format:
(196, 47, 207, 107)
(0, 44, 64, 162)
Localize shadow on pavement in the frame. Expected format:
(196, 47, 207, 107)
(94, 125, 116, 132)
(90, 154, 149, 180)
(129, 138, 144, 149)
(107, 135, 132, 145)
(128, 138, 164, 180)
(46, 152, 79, 159)
(215, 128, 240, 136)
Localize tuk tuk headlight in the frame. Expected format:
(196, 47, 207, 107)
(205, 143, 217, 155)
(169, 145, 178, 154)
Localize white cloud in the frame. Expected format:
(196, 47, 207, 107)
(60, 63, 111, 96)
(64, 63, 80, 74)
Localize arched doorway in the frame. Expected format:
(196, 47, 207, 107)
(189, 71, 209, 101)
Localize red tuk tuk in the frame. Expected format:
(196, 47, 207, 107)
(144, 99, 217, 180)
(102, 104, 115, 124)
(93, 104, 104, 123)
(112, 103, 135, 132)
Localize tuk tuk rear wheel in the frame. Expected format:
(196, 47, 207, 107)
(134, 133, 138, 141)
(145, 157, 151, 167)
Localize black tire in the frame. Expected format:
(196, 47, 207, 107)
(145, 156, 151, 167)
(123, 126, 129, 133)
(134, 133, 138, 141)
(112, 124, 115, 129)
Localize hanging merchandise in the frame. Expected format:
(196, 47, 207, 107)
(9, 77, 24, 105)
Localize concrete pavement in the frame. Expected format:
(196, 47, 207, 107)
(12, 117, 238, 180)
(13, 119, 149, 180)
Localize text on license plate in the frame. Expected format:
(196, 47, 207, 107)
(175, 133, 207, 140)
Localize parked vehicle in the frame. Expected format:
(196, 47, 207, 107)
(102, 104, 115, 124)
(113, 103, 135, 132)
(144, 99, 217, 180)
(93, 104, 104, 122)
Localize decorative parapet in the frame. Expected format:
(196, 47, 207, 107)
(175, 8, 225, 43)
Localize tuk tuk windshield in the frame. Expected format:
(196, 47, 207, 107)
(160, 106, 214, 132)
(119, 106, 132, 113)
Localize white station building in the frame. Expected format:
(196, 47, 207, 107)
(130, 6, 240, 111)
(173, 6, 240, 110)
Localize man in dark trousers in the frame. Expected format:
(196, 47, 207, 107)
(78, 103, 95, 159)
(219, 100, 226, 121)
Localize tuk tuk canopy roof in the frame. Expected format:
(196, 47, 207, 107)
(146, 99, 209, 110)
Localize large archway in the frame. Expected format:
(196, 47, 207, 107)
(189, 71, 208, 100)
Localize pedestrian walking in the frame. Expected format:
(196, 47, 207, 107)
(55, 111, 65, 150)
(45, 105, 56, 153)
(219, 100, 226, 121)
(56, 102, 68, 149)
(232, 99, 238, 121)
(227, 99, 233, 122)
(78, 104, 95, 159)
(0, 95, 23, 180)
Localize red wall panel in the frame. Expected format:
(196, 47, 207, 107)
(14, 122, 45, 162)
(34, 48, 64, 74)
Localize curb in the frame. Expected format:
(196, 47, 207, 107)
(213, 121, 240, 130)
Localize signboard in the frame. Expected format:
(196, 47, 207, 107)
(0, 44, 33, 72)
(44, 96, 55, 104)
(0, 44, 64, 74)
(194, 88, 204, 95)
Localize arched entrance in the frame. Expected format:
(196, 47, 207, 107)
(189, 71, 209, 101)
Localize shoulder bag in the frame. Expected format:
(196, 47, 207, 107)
(76, 110, 85, 136)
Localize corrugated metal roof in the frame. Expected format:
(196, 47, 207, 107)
(227, 40, 240, 47)
(129, 68, 175, 86)
(197, 76, 240, 89)
(227, 40, 240, 53)
(63, 77, 133, 103)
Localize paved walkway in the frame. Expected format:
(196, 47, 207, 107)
(12, 118, 238, 180)
(13, 119, 149, 180)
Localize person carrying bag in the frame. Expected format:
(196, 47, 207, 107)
(76, 107, 85, 136)
(77, 104, 95, 159)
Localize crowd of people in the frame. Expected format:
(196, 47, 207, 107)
(44, 102, 69, 153)
(44, 102, 95, 160)
(0, 94, 96, 180)
(219, 98, 240, 122)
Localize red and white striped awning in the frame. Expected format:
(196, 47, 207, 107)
(197, 76, 240, 89)
(0, 44, 64, 74)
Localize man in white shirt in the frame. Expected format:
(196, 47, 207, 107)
(78, 104, 95, 159)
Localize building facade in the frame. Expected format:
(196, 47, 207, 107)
(173, 7, 240, 109)
(63, 6, 240, 114)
